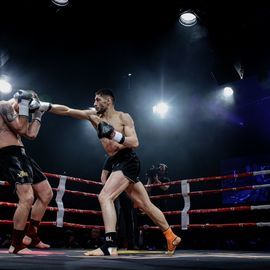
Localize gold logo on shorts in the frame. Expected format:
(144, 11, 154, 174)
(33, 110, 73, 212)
(17, 171, 29, 178)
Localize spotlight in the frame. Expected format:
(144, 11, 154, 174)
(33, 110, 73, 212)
(223, 87, 234, 97)
(51, 0, 69, 7)
(179, 10, 197, 27)
(153, 102, 169, 118)
(0, 78, 12, 94)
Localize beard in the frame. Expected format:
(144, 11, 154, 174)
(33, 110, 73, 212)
(96, 106, 106, 114)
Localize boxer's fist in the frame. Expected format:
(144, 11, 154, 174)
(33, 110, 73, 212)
(29, 97, 40, 113)
(97, 121, 114, 139)
(39, 101, 52, 112)
(30, 101, 51, 123)
(97, 121, 125, 144)
(29, 99, 52, 113)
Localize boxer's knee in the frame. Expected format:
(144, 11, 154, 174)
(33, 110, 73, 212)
(98, 191, 115, 205)
(38, 187, 53, 205)
(45, 188, 53, 204)
(98, 192, 109, 205)
(18, 193, 34, 210)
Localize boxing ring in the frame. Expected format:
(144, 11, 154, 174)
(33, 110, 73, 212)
(1, 170, 270, 270)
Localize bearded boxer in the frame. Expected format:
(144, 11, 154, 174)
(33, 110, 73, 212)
(48, 88, 181, 256)
(0, 90, 53, 254)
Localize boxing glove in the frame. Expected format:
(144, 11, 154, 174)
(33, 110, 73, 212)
(39, 101, 52, 112)
(29, 97, 40, 113)
(13, 89, 33, 103)
(31, 101, 52, 123)
(13, 90, 33, 117)
(29, 99, 52, 111)
(97, 121, 125, 144)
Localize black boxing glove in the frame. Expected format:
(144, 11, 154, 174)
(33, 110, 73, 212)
(13, 89, 33, 117)
(97, 121, 125, 144)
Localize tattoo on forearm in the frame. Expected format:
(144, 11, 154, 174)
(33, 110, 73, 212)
(0, 104, 18, 122)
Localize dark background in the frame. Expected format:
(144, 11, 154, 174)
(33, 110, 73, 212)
(1, 0, 270, 180)
(1, 0, 270, 250)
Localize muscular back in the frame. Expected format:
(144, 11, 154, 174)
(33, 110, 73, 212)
(0, 101, 23, 148)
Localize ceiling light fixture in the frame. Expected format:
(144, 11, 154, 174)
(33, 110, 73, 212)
(51, 0, 69, 7)
(179, 10, 197, 27)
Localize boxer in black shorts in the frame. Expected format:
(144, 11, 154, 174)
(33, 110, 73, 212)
(107, 148, 140, 183)
(0, 146, 47, 186)
(102, 151, 139, 249)
(49, 88, 181, 256)
(0, 90, 53, 254)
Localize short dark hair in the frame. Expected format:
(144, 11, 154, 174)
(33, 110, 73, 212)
(95, 88, 115, 103)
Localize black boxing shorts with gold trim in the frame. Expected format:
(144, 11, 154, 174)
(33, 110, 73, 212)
(0, 145, 47, 188)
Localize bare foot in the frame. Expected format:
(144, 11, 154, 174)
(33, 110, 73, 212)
(22, 235, 50, 249)
(166, 236, 181, 256)
(84, 247, 118, 256)
(33, 241, 50, 248)
(8, 245, 33, 255)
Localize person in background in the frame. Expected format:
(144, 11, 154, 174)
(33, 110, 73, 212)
(146, 163, 170, 211)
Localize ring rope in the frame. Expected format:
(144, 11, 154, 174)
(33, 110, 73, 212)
(0, 220, 104, 230)
(142, 222, 270, 230)
(0, 180, 10, 186)
(1, 219, 270, 230)
(0, 183, 100, 199)
(0, 201, 102, 215)
(149, 183, 270, 200)
(1, 169, 270, 189)
(3, 181, 268, 200)
(162, 204, 270, 215)
(52, 188, 98, 198)
(44, 172, 103, 186)
(1, 201, 268, 217)
(145, 169, 270, 188)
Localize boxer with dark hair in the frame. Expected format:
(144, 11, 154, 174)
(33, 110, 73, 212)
(0, 90, 53, 254)
(48, 88, 181, 256)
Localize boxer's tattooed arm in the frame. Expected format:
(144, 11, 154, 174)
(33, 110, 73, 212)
(0, 103, 18, 122)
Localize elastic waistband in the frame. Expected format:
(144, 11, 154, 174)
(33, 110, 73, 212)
(0, 145, 26, 155)
(111, 148, 134, 160)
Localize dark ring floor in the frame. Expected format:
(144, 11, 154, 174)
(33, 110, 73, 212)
(0, 249, 269, 270)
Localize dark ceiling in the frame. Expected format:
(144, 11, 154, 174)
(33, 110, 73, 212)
(2, 0, 270, 81)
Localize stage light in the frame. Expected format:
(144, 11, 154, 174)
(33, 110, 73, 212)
(223, 87, 234, 97)
(153, 102, 169, 118)
(51, 0, 69, 7)
(0, 79, 12, 94)
(179, 10, 197, 27)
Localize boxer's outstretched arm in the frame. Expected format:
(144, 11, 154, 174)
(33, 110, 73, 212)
(50, 104, 96, 120)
